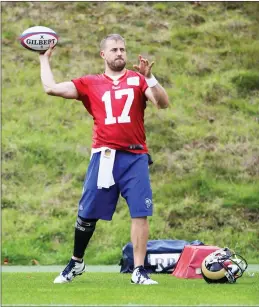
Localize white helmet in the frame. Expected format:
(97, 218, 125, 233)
(201, 247, 247, 283)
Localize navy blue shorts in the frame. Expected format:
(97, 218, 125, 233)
(77, 151, 153, 220)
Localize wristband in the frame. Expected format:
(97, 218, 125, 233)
(145, 75, 158, 87)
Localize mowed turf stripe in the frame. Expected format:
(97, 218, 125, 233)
(2, 272, 259, 306)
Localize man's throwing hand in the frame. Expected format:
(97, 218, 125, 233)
(40, 42, 55, 58)
(133, 55, 154, 78)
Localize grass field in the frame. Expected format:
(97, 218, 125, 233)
(2, 0, 259, 266)
(2, 2, 259, 306)
(2, 272, 259, 306)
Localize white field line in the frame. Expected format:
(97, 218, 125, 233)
(2, 264, 259, 273)
(2, 305, 246, 307)
(2, 265, 119, 273)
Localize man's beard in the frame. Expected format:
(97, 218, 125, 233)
(107, 58, 126, 72)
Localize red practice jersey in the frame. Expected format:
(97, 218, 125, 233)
(72, 69, 149, 153)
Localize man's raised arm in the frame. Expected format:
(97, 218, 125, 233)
(39, 45, 78, 99)
(133, 55, 169, 109)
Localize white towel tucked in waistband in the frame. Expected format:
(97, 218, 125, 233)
(91, 147, 116, 189)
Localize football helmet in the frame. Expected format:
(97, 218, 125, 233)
(201, 247, 247, 284)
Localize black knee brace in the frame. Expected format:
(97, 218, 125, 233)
(75, 216, 97, 232)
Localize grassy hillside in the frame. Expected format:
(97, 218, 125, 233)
(2, 2, 259, 265)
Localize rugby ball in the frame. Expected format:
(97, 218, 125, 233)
(20, 26, 58, 52)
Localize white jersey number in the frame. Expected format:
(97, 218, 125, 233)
(102, 88, 134, 125)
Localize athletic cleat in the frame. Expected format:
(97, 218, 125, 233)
(131, 265, 158, 285)
(53, 258, 85, 284)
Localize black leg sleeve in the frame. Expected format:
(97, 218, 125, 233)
(73, 216, 98, 258)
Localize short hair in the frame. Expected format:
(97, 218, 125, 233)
(100, 34, 125, 50)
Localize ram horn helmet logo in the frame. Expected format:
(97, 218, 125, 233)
(145, 198, 152, 208)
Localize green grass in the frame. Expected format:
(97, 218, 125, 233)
(2, 1, 259, 265)
(2, 272, 259, 306)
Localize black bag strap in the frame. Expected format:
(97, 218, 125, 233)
(158, 263, 177, 273)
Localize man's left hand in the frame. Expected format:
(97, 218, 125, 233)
(133, 55, 154, 78)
